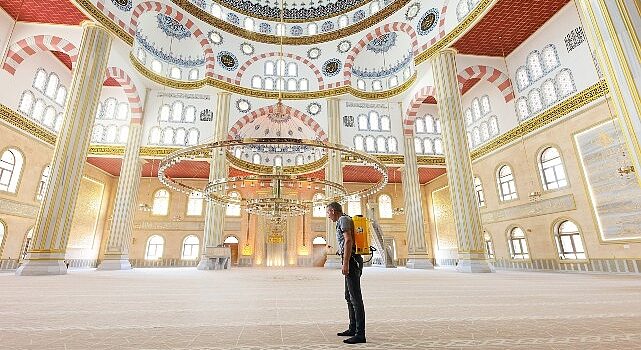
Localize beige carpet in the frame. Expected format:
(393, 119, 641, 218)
(0, 267, 640, 349)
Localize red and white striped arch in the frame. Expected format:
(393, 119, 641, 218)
(235, 52, 325, 89)
(105, 67, 144, 124)
(96, 0, 129, 33)
(457, 65, 514, 102)
(343, 22, 420, 83)
(227, 104, 328, 141)
(129, 1, 215, 77)
(419, 2, 449, 51)
(403, 85, 438, 136)
(2, 35, 79, 75)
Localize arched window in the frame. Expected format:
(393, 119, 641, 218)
(187, 128, 199, 146)
(0, 148, 23, 193)
(370, 0, 380, 13)
(226, 191, 241, 216)
(181, 235, 200, 260)
(358, 114, 368, 130)
(0, 221, 5, 257)
(423, 138, 434, 154)
(484, 233, 495, 259)
(380, 115, 390, 131)
(489, 116, 499, 136)
(353, 135, 364, 151)
(252, 153, 261, 164)
(376, 136, 387, 153)
(295, 155, 304, 165)
(187, 191, 204, 216)
(174, 128, 186, 146)
(378, 194, 393, 219)
(32, 99, 46, 121)
(541, 44, 560, 73)
(388, 76, 398, 88)
(539, 147, 567, 190)
(365, 136, 376, 152)
(541, 79, 557, 106)
(265, 61, 275, 76)
(244, 17, 254, 31)
(425, 115, 435, 133)
(414, 137, 423, 154)
(372, 80, 383, 91)
(152, 189, 170, 216)
(528, 89, 543, 114)
(480, 122, 489, 142)
(472, 127, 480, 146)
(118, 125, 129, 144)
(555, 220, 585, 260)
(170, 67, 182, 79)
(264, 78, 274, 90)
(251, 76, 262, 89)
(184, 106, 196, 123)
(497, 165, 517, 201)
(54, 113, 63, 132)
(33, 69, 47, 91)
(151, 60, 163, 73)
(275, 78, 285, 91)
(387, 137, 398, 153)
(45, 73, 59, 99)
(472, 98, 482, 120)
(308, 23, 318, 35)
(435, 118, 441, 133)
(515, 66, 530, 91)
(369, 111, 380, 130)
(224, 236, 239, 244)
(299, 78, 308, 91)
(287, 78, 297, 91)
(403, 66, 412, 79)
(55, 86, 67, 106)
(104, 98, 117, 120)
(556, 69, 576, 98)
(287, 62, 297, 76)
(415, 117, 426, 134)
(105, 125, 118, 143)
(21, 228, 34, 260)
(149, 126, 161, 144)
(42, 106, 56, 129)
(274, 156, 283, 167)
(474, 176, 485, 207)
(434, 138, 443, 154)
(464, 109, 472, 126)
(92, 124, 104, 143)
(36, 165, 51, 201)
(116, 102, 129, 121)
(136, 48, 146, 63)
(312, 193, 325, 217)
(210, 3, 222, 18)
(456, 0, 470, 21)
(145, 235, 164, 260)
(338, 15, 349, 28)
(357, 79, 366, 90)
(171, 101, 184, 122)
(516, 97, 530, 120)
(276, 23, 285, 36)
(481, 95, 491, 115)
(18, 91, 35, 115)
(467, 132, 472, 146)
(341, 198, 359, 218)
(159, 104, 170, 122)
(509, 227, 529, 259)
(527, 51, 543, 82)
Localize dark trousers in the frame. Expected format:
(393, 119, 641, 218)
(344, 254, 365, 337)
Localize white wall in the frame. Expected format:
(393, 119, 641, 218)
(340, 99, 404, 154)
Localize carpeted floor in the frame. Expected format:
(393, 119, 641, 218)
(1, 267, 640, 349)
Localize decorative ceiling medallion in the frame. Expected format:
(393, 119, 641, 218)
(210, 0, 368, 22)
(367, 32, 397, 54)
(111, 0, 132, 12)
(307, 102, 321, 116)
(227, 12, 240, 25)
(321, 21, 335, 33)
(217, 51, 239, 71)
(417, 8, 439, 36)
(236, 98, 251, 113)
(208, 31, 223, 45)
(322, 58, 342, 77)
(200, 109, 213, 121)
(156, 13, 191, 40)
(259, 23, 272, 34)
(353, 9, 366, 22)
(307, 47, 321, 60)
(240, 42, 255, 55)
(337, 40, 352, 53)
(405, 2, 420, 20)
(192, 0, 206, 10)
(290, 25, 303, 36)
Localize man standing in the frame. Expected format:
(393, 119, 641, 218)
(326, 202, 366, 344)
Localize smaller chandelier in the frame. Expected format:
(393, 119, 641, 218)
(392, 207, 405, 216)
(267, 99, 291, 124)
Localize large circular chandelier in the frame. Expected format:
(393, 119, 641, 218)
(158, 138, 388, 217)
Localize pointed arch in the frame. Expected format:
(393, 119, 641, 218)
(104, 67, 144, 123)
(235, 52, 325, 89)
(403, 85, 437, 136)
(457, 65, 514, 102)
(227, 104, 328, 141)
(129, 1, 215, 76)
(2, 35, 79, 75)
(343, 22, 419, 83)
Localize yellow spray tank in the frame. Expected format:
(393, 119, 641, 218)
(352, 215, 371, 255)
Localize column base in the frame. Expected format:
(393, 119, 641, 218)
(324, 254, 342, 269)
(15, 252, 67, 276)
(406, 255, 434, 269)
(456, 253, 495, 273)
(197, 247, 232, 270)
(97, 257, 132, 271)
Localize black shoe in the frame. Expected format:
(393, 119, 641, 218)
(343, 336, 366, 344)
(337, 330, 355, 336)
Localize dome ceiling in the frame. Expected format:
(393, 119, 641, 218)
(210, 0, 371, 22)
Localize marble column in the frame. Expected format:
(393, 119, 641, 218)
(402, 132, 434, 269)
(197, 92, 230, 270)
(432, 48, 493, 273)
(324, 97, 342, 269)
(97, 107, 146, 270)
(575, 0, 641, 179)
(16, 23, 113, 276)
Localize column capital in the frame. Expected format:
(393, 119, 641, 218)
(80, 21, 110, 33)
(217, 91, 231, 97)
(439, 47, 459, 56)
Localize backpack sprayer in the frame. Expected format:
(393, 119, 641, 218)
(353, 215, 376, 263)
